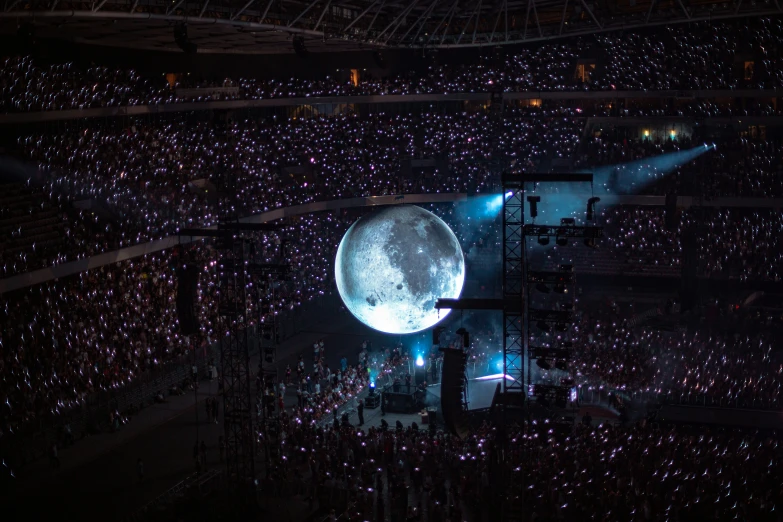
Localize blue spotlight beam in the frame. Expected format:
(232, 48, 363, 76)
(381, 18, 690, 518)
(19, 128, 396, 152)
(591, 144, 712, 195)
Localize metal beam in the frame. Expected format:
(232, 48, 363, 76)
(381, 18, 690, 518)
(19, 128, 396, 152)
(524, 0, 531, 40)
(364, 0, 387, 40)
(504, 0, 508, 41)
(230, 0, 255, 21)
(260, 0, 274, 19)
(522, 224, 604, 239)
(579, 0, 602, 29)
(440, 1, 459, 45)
(377, 0, 419, 42)
(199, 0, 209, 17)
(313, 0, 332, 31)
(400, 0, 438, 45)
(130, 0, 138, 13)
(166, 0, 185, 16)
(488, 0, 505, 44)
(735, 0, 743, 13)
(645, 0, 656, 23)
(457, 0, 481, 45)
(677, 0, 691, 18)
(410, 0, 438, 44)
(93, 0, 109, 11)
(532, 0, 542, 38)
(4, 0, 21, 12)
(342, 0, 379, 33)
(288, 0, 319, 28)
(471, 0, 483, 44)
(50, 0, 60, 11)
(426, 0, 457, 46)
(435, 298, 521, 311)
(559, 0, 568, 35)
(502, 172, 594, 185)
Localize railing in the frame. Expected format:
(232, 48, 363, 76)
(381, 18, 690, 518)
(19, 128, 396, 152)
(124, 468, 224, 522)
(1, 89, 781, 124)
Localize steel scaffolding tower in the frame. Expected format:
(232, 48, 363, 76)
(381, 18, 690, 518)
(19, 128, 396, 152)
(216, 178, 256, 492)
(501, 176, 525, 394)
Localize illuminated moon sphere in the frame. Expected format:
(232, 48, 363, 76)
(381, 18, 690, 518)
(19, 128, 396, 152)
(335, 205, 465, 335)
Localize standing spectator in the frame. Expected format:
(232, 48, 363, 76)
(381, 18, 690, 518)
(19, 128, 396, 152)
(357, 398, 365, 426)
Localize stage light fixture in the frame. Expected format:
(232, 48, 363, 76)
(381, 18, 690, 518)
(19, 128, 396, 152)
(537, 236, 550, 246)
(369, 382, 376, 396)
(535, 282, 550, 293)
(556, 236, 568, 246)
(537, 359, 552, 371)
(416, 355, 425, 367)
(527, 196, 541, 218)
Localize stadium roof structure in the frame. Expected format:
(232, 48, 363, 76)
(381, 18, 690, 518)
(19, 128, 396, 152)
(0, 0, 780, 54)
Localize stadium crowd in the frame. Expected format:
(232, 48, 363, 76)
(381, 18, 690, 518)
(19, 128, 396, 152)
(5, 19, 783, 110)
(6, 108, 783, 279)
(264, 410, 783, 521)
(4, 111, 579, 276)
(4, 15, 783, 518)
(563, 296, 783, 409)
(0, 211, 353, 434)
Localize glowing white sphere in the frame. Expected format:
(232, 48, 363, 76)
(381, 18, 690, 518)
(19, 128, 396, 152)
(335, 205, 465, 335)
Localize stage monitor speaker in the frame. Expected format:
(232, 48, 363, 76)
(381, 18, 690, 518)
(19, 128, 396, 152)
(176, 263, 200, 335)
(440, 348, 467, 436)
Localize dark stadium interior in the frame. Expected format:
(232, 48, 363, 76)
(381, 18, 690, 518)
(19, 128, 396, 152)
(3, 3, 783, 522)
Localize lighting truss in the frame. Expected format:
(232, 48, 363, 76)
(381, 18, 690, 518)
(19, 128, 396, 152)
(529, 309, 574, 324)
(529, 346, 573, 360)
(523, 224, 604, 239)
(527, 270, 574, 286)
(502, 184, 525, 394)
